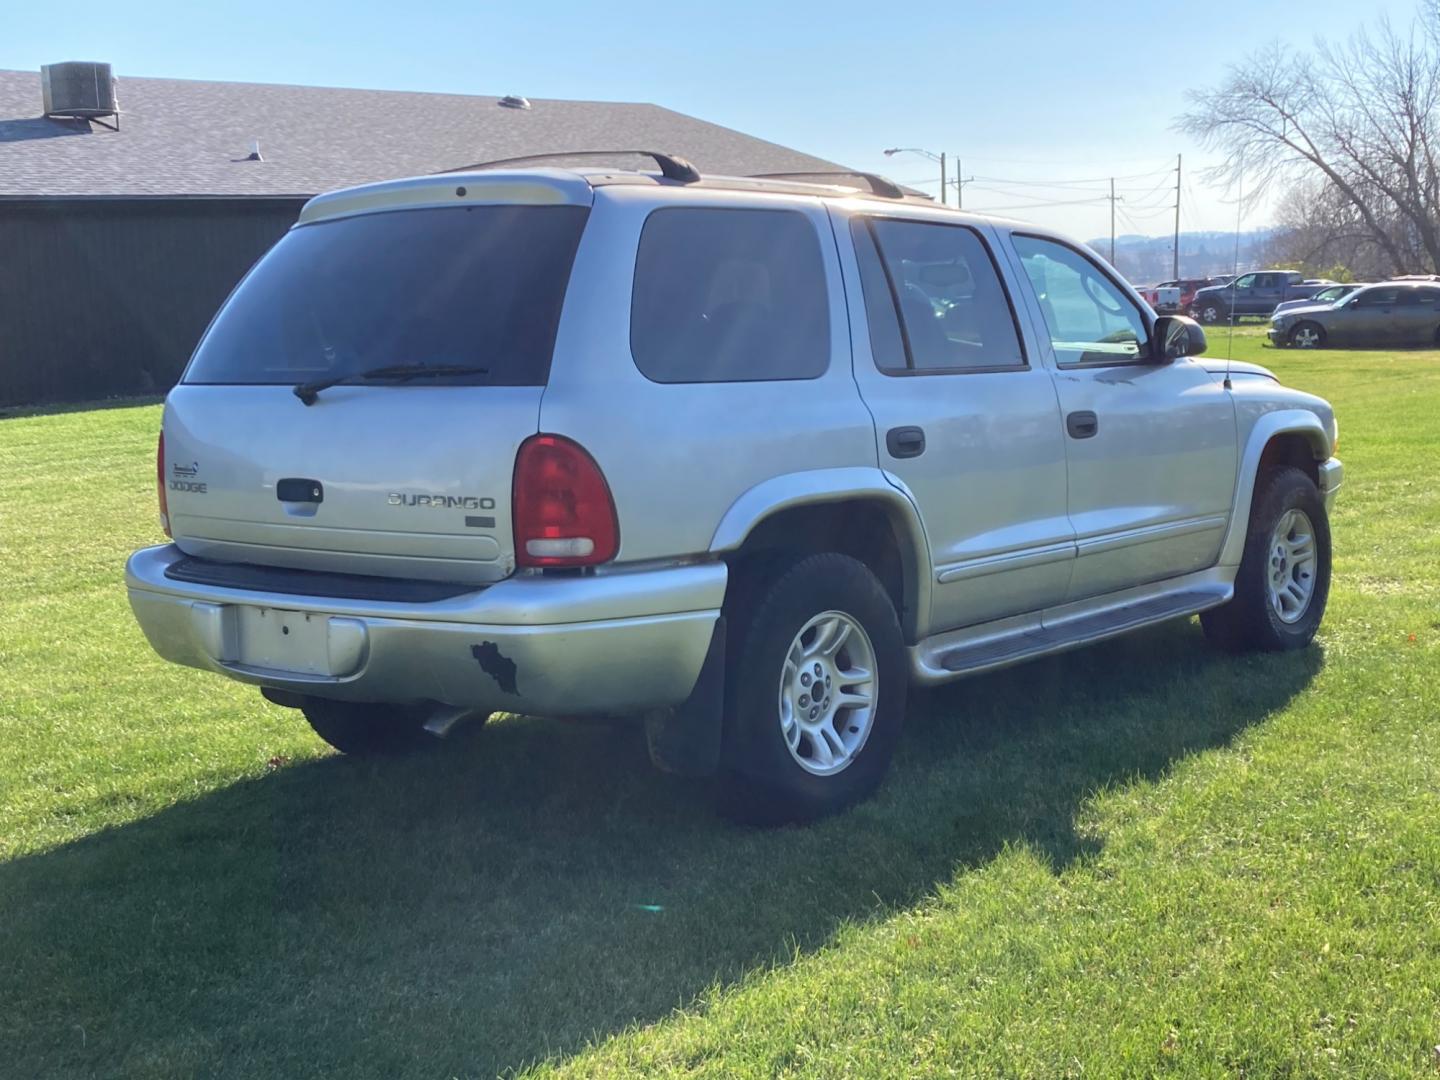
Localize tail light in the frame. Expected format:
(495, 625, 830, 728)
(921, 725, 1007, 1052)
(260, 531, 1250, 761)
(513, 434, 618, 568)
(156, 431, 172, 537)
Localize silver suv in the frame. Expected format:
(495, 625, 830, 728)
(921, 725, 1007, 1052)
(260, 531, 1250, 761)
(126, 154, 1343, 823)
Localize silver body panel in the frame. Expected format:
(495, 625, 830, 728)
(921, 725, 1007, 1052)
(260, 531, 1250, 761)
(129, 168, 1342, 719)
(127, 544, 722, 714)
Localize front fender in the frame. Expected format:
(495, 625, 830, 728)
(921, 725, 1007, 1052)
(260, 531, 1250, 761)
(1218, 409, 1332, 566)
(708, 467, 934, 640)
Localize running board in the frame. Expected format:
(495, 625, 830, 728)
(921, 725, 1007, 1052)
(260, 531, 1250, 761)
(912, 582, 1231, 684)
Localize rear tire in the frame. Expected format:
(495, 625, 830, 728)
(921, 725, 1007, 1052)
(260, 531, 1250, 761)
(716, 553, 907, 825)
(301, 699, 434, 755)
(1288, 322, 1326, 349)
(1201, 466, 1331, 653)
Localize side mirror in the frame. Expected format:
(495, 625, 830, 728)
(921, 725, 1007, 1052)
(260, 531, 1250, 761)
(1153, 314, 1207, 362)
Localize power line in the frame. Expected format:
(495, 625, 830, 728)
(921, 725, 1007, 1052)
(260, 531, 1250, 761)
(966, 194, 1113, 212)
(969, 167, 1170, 188)
(951, 152, 1176, 168)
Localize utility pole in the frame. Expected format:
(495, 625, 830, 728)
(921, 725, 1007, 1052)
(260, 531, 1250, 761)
(1173, 154, 1182, 279)
(1110, 176, 1117, 264)
(939, 152, 947, 206)
(955, 158, 973, 209)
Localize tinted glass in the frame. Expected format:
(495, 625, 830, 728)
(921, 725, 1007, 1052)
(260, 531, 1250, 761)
(1014, 235, 1149, 365)
(861, 218, 1025, 372)
(630, 208, 829, 382)
(1397, 288, 1438, 306)
(1355, 287, 1400, 307)
(186, 205, 590, 387)
(850, 220, 907, 369)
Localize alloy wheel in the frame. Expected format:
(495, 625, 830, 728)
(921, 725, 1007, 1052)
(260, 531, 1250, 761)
(1266, 508, 1318, 624)
(776, 611, 878, 776)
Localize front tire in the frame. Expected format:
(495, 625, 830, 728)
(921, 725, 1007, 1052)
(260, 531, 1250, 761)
(1289, 322, 1326, 349)
(717, 553, 907, 825)
(1201, 466, 1331, 653)
(1198, 302, 1226, 324)
(301, 699, 434, 755)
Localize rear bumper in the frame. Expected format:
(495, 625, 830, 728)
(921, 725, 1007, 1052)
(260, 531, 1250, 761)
(125, 545, 725, 715)
(1319, 456, 1343, 514)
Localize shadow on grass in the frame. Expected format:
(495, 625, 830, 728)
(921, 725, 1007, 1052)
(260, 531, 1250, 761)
(0, 621, 1320, 1078)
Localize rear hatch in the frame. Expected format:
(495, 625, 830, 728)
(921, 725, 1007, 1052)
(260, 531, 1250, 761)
(164, 181, 591, 585)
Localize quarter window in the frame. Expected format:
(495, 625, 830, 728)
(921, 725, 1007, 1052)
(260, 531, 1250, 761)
(852, 218, 1026, 373)
(1013, 235, 1150, 366)
(630, 207, 829, 383)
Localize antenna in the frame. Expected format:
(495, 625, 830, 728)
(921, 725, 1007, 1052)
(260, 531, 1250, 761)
(1225, 163, 1243, 391)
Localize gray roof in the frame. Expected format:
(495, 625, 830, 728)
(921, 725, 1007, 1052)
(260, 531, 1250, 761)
(0, 68, 843, 198)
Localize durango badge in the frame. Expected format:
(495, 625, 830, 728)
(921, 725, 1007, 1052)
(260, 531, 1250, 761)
(387, 493, 495, 510)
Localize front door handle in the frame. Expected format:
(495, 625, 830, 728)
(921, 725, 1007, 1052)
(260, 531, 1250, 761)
(1066, 411, 1099, 439)
(886, 426, 926, 458)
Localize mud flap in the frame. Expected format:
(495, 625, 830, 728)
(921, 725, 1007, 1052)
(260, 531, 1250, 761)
(644, 616, 725, 777)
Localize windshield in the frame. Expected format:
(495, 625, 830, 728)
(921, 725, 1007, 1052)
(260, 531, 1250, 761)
(184, 204, 590, 387)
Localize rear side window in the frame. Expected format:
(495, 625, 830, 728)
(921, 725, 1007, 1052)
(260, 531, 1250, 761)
(630, 207, 829, 382)
(185, 205, 589, 387)
(854, 217, 1026, 373)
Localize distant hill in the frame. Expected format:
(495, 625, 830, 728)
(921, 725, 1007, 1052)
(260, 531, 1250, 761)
(1085, 229, 1281, 283)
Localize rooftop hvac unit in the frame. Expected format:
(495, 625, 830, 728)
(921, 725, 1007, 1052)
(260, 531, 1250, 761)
(42, 62, 119, 128)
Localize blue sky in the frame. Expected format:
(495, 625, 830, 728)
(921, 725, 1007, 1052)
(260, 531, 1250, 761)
(3, 0, 1419, 238)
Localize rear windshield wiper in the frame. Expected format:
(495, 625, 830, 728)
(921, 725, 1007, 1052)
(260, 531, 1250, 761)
(294, 363, 490, 405)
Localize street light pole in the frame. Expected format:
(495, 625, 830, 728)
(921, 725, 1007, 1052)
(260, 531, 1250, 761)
(883, 146, 955, 206)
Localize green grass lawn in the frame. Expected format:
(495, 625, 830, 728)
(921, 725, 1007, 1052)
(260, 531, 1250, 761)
(2, 328, 1438, 1078)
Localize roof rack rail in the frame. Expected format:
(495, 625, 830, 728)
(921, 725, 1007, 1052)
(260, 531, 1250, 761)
(440, 150, 701, 184)
(746, 171, 909, 199)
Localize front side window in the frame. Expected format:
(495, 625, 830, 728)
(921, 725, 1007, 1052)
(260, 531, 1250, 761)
(1233, 273, 1257, 289)
(852, 217, 1025, 373)
(1013, 234, 1150, 365)
(630, 207, 829, 383)
(1354, 287, 1399, 307)
(186, 205, 590, 387)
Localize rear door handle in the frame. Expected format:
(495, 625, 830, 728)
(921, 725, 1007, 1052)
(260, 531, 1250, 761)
(1066, 411, 1099, 439)
(886, 426, 926, 458)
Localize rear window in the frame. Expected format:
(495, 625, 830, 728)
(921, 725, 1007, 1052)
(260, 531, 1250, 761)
(630, 207, 830, 382)
(184, 205, 589, 387)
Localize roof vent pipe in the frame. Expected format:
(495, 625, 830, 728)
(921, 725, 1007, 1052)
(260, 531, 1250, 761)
(246, 140, 263, 162)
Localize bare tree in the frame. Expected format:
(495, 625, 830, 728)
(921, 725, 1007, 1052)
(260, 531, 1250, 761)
(1267, 178, 1397, 279)
(1179, 6, 1440, 274)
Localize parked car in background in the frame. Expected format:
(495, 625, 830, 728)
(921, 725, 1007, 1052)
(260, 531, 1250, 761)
(124, 159, 1342, 823)
(1138, 282, 1181, 312)
(1272, 283, 1367, 318)
(1138, 277, 1218, 314)
(1189, 271, 1335, 323)
(1269, 281, 1440, 348)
